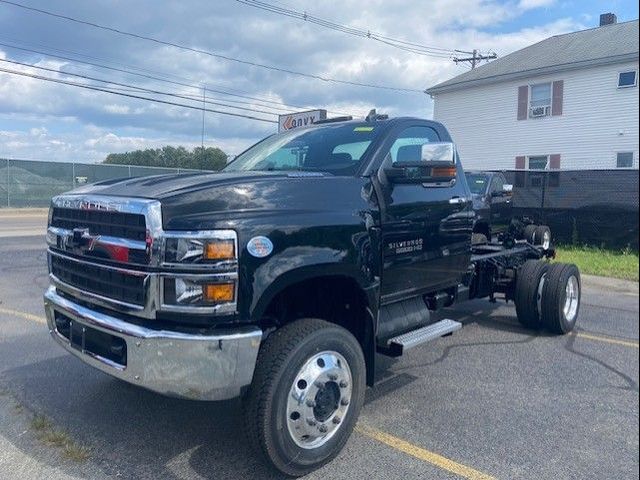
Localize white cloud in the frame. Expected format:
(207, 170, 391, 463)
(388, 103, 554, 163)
(0, 0, 589, 162)
(103, 104, 131, 114)
(518, 0, 555, 10)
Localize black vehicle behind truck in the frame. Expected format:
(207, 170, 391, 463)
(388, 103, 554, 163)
(43, 114, 581, 476)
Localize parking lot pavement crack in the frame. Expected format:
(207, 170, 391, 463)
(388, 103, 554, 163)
(563, 334, 639, 393)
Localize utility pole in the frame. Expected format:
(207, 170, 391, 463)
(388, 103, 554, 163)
(201, 85, 206, 149)
(453, 49, 497, 69)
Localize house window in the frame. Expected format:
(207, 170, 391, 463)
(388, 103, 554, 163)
(529, 83, 551, 117)
(618, 71, 637, 88)
(527, 155, 549, 170)
(617, 152, 634, 168)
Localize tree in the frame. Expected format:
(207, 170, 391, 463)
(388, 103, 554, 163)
(103, 146, 228, 171)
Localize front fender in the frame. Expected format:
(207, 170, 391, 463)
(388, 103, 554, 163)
(245, 241, 379, 322)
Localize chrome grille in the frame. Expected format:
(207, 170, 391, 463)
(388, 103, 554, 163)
(51, 207, 147, 241)
(50, 255, 146, 306)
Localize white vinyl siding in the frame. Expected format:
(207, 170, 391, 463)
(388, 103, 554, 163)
(432, 61, 639, 170)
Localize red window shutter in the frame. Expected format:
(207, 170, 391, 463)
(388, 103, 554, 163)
(517, 86, 528, 120)
(515, 156, 526, 169)
(552, 80, 564, 116)
(549, 154, 561, 169)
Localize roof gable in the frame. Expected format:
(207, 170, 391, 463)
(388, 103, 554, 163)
(427, 20, 639, 95)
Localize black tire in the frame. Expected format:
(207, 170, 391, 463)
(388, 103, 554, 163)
(471, 233, 488, 245)
(523, 224, 537, 243)
(242, 318, 366, 477)
(542, 263, 581, 334)
(534, 225, 552, 249)
(514, 260, 549, 329)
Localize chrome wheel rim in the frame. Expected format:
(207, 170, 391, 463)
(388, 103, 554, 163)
(286, 351, 352, 449)
(542, 231, 551, 250)
(536, 272, 547, 321)
(563, 275, 579, 322)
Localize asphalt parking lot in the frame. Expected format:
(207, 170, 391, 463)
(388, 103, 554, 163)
(0, 212, 638, 480)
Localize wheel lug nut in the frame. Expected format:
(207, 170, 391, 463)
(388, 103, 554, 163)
(328, 373, 338, 381)
(332, 416, 341, 425)
(314, 381, 324, 388)
(306, 417, 317, 426)
(340, 398, 350, 406)
(339, 380, 348, 388)
(318, 424, 328, 433)
(306, 399, 316, 408)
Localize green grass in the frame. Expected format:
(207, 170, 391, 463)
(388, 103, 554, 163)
(555, 246, 639, 281)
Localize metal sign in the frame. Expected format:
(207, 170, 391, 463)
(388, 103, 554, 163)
(278, 109, 327, 133)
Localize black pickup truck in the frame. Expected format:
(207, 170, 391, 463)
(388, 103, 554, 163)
(43, 114, 581, 476)
(466, 170, 552, 248)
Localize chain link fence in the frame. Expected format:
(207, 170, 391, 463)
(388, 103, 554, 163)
(1, 160, 638, 248)
(0, 158, 200, 208)
(502, 169, 639, 249)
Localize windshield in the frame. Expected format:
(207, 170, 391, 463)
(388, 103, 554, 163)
(224, 123, 380, 175)
(466, 173, 489, 195)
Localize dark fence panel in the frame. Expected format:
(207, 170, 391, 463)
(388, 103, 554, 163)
(502, 170, 639, 249)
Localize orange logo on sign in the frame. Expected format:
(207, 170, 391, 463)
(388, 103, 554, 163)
(282, 116, 294, 130)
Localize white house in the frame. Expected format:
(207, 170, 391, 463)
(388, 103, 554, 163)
(426, 15, 639, 171)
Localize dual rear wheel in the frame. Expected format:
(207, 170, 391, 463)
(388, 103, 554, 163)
(515, 260, 581, 333)
(523, 224, 552, 250)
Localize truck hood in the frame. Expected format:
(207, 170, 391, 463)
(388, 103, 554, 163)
(68, 170, 290, 200)
(66, 171, 370, 231)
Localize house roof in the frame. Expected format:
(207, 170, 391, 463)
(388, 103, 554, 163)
(426, 19, 639, 95)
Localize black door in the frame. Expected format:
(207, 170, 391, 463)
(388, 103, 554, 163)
(378, 125, 472, 303)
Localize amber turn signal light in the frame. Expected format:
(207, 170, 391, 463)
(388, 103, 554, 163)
(204, 240, 235, 260)
(431, 166, 457, 178)
(203, 283, 235, 303)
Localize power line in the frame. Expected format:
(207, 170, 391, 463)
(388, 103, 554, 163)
(234, 0, 456, 58)
(0, 39, 351, 115)
(0, 66, 278, 123)
(0, 57, 292, 117)
(0, 0, 425, 93)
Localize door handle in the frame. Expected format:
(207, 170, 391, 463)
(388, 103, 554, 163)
(449, 196, 467, 205)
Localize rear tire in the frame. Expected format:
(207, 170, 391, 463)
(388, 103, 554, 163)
(242, 318, 366, 477)
(542, 263, 581, 334)
(534, 225, 552, 249)
(523, 225, 537, 244)
(515, 260, 549, 329)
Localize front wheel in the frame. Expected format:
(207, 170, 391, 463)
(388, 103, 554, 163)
(242, 318, 366, 477)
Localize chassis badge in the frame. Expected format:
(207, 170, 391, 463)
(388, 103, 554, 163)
(247, 236, 273, 258)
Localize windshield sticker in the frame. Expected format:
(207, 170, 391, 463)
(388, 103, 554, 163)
(247, 236, 274, 258)
(354, 126, 374, 132)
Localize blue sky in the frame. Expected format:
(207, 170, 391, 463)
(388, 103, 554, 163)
(0, 0, 638, 162)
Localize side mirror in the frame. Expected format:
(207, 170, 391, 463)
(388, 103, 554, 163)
(384, 142, 457, 184)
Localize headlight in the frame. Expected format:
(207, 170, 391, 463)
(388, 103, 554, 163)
(161, 230, 238, 312)
(163, 277, 235, 306)
(164, 231, 237, 265)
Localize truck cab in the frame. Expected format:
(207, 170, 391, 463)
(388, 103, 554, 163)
(43, 114, 578, 477)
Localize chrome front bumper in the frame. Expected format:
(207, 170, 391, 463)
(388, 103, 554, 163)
(43, 286, 262, 401)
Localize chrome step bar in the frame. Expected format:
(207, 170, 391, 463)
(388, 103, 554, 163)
(384, 319, 462, 356)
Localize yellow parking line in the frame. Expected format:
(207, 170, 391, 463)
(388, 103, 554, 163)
(0, 307, 46, 325)
(356, 424, 496, 480)
(573, 332, 638, 349)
